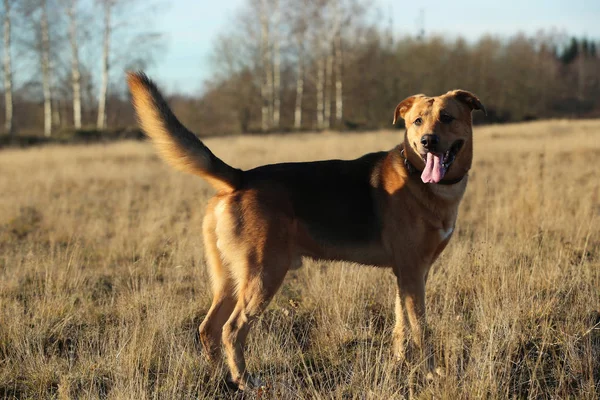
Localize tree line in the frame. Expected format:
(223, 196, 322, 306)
(180, 0, 600, 135)
(1, 0, 599, 137)
(0, 0, 161, 137)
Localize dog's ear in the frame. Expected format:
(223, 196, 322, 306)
(449, 90, 487, 116)
(393, 94, 425, 125)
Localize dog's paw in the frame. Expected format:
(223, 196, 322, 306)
(225, 372, 266, 391)
(224, 372, 239, 390)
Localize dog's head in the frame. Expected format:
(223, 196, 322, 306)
(393, 90, 485, 184)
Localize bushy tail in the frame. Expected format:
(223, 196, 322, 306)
(127, 72, 241, 193)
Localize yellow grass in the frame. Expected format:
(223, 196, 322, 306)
(0, 119, 599, 399)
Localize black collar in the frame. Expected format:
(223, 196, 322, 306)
(399, 145, 466, 186)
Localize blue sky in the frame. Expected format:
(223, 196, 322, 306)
(147, 0, 600, 95)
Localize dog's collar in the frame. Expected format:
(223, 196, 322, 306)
(399, 145, 465, 186)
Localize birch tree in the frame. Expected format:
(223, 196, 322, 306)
(314, 0, 342, 129)
(323, 49, 333, 128)
(334, 11, 343, 124)
(329, 0, 344, 127)
(93, 0, 163, 130)
(259, 0, 270, 132)
(65, 0, 82, 129)
(17, 0, 67, 135)
(3, 0, 13, 135)
(40, 0, 52, 136)
(285, 0, 309, 130)
(315, 56, 324, 129)
(204, 0, 380, 132)
(272, 0, 280, 129)
(293, 30, 305, 129)
(96, 0, 113, 130)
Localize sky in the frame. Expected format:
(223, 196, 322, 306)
(147, 0, 600, 96)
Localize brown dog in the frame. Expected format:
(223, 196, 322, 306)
(127, 72, 485, 390)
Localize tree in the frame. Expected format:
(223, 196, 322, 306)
(40, 0, 52, 136)
(560, 37, 578, 65)
(95, 0, 163, 130)
(272, 0, 281, 129)
(3, 0, 14, 135)
(259, 0, 271, 132)
(96, 0, 112, 130)
(311, 0, 352, 129)
(288, 3, 308, 130)
(334, 21, 343, 125)
(199, 2, 600, 133)
(65, 0, 82, 129)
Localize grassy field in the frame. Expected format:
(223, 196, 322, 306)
(0, 119, 599, 399)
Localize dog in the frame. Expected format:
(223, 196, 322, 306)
(127, 72, 485, 390)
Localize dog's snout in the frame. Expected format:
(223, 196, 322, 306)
(420, 134, 439, 151)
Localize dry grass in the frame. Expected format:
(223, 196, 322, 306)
(0, 119, 599, 399)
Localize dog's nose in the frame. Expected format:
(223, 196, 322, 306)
(420, 134, 439, 151)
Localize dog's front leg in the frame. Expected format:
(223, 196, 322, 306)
(392, 269, 434, 376)
(392, 284, 408, 362)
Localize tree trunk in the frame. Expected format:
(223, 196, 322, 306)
(294, 45, 304, 130)
(324, 51, 333, 129)
(335, 30, 343, 124)
(260, 0, 270, 132)
(3, 0, 13, 135)
(577, 49, 585, 103)
(52, 99, 61, 127)
(40, 0, 52, 137)
(67, 0, 82, 129)
(97, 0, 111, 130)
(272, 0, 280, 129)
(316, 56, 324, 129)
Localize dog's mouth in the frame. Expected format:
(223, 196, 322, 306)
(420, 140, 464, 184)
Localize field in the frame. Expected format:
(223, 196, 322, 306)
(0, 119, 599, 399)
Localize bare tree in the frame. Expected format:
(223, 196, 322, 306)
(1, 0, 163, 133)
(284, 0, 309, 130)
(272, 0, 280, 129)
(312, 4, 327, 129)
(40, 0, 52, 136)
(96, 0, 113, 130)
(198, 0, 600, 133)
(94, 0, 164, 130)
(65, 0, 82, 129)
(315, 56, 324, 129)
(324, 49, 334, 128)
(260, 0, 269, 132)
(293, 34, 305, 130)
(260, 0, 270, 132)
(3, 0, 14, 135)
(52, 98, 61, 127)
(314, 1, 342, 130)
(334, 17, 343, 124)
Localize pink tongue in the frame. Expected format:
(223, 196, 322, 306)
(421, 153, 446, 183)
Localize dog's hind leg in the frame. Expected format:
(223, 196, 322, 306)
(223, 254, 291, 390)
(221, 267, 288, 390)
(221, 213, 294, 389)
(199, 210, 237, 363)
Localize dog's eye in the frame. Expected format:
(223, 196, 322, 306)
(440, 114, 454, 124)
(414, 117, 423, 126)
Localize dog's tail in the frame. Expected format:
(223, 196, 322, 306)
(127, 72, 241, 193)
